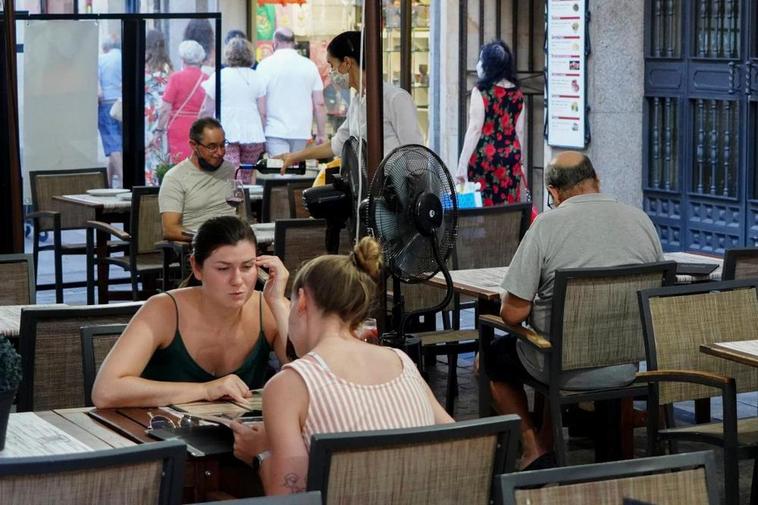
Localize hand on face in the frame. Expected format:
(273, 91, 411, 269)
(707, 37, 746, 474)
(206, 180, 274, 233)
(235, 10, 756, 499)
(255, 255, 290, 307)
(229, 420, 267, 466)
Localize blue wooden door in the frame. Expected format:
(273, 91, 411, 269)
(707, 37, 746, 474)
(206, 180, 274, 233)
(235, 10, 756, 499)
(644, 0, 758, 253)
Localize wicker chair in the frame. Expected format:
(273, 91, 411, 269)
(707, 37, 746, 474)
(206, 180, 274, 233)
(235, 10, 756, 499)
(495, 451, 718, 505)
(17, 302, 142, 412)
(86, 186, 169, 302)
(414, 203, 532, 413)
(274, 219, 329, 293)
(0, 254, 35, 304)
(637, 279, 758, 505)
(261, 179, 294, 223)
(27, 168, 127, 303)
(722, 247, 758, 280)
(195, 492, 322, 505)
(0, 439, 186, 505)
(288, 181, 313, 219)
(307, 415, 521, 505)
(479, 262, 677, 466)
(80, 323, 127, 407)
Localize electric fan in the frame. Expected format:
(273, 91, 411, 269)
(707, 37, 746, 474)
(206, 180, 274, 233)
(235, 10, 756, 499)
(367, 144, 458, 346)
(302, 136, 367, 251)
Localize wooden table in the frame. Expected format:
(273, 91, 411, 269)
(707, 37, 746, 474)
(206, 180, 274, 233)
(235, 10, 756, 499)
(53, 194, 131, 303)
(2, 407, 260, 502)
(701, 340, 758, 368)
(0, 304, 66, 338)
(663, 251, 723, 283)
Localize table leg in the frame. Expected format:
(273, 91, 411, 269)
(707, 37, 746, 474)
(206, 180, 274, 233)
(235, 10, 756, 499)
(96, 227, 109, 304)
(477, 299, 500, 417)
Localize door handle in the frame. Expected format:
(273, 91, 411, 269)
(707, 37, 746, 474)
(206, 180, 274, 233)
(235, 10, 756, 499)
(746, 62, 754, 98)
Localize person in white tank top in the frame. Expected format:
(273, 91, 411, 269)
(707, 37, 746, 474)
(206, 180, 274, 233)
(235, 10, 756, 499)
(230, 237, 453, 496)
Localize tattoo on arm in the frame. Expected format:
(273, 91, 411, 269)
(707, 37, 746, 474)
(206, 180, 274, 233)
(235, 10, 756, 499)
(282, 473, 305, 494)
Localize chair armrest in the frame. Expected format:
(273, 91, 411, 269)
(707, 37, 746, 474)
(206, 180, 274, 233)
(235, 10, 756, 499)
(86, 220, 131, 241)
(155, 240, 190, 253)
(635, 369, 734, 390)
(26, 210, 60, 219)
(478, 314, 552, 352)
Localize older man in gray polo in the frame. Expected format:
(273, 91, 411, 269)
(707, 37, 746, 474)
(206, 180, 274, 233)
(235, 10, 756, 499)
(485, 151, 664, 470)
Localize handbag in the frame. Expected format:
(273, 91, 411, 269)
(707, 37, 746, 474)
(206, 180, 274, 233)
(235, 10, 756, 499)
(109, 99, 123, 122)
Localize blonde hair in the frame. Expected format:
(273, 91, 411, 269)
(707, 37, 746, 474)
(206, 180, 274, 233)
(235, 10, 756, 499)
(292, 237, 382, 330)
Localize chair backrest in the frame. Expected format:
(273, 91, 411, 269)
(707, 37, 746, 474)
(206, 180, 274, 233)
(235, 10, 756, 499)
(130, 186, 162, 256)
(80, 323, 127, 407)
(0, 439, 185, 505)
(722, 246, 758, 280)
(0, 254, 35, 304)
(262, 180, 292, 223)
(495, 451, 717, 505)
(638, 279, 758, 404)
(195, 492, 322, 505)
(454, 203, 531, 269)
(307, 415, 520, 505)
(289, 181, 313, 219)
(550, 262, 676, 372)
(29, 168, 107, 231)
(274, 219, 329, 293)
(18, 302, 142, 412)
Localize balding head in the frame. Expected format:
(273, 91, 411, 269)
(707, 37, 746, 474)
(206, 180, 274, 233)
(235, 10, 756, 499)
(273, 27, 295, 49)
(546, 151, 599, 193)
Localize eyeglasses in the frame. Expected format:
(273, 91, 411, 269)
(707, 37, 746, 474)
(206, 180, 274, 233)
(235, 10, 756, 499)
(195, 140, 230, 152)
(147, 411, 199, 430)
(547, 193, 555, 209)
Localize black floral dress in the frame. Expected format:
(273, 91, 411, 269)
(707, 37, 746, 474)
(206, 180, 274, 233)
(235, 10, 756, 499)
(466, 85, 525, 207)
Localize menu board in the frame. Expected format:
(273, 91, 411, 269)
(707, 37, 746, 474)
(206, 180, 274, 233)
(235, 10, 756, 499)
(546, 0, 587, 148)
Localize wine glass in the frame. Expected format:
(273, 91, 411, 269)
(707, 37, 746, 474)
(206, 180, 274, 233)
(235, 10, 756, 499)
(226, 178, 245, 209)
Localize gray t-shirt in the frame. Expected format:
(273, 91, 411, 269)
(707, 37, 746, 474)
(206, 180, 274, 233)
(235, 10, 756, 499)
(158, 158, 237, 231)
(502, 192, 664, 389)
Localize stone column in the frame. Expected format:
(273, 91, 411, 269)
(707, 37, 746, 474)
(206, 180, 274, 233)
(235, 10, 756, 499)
(544, 0, 646, 208)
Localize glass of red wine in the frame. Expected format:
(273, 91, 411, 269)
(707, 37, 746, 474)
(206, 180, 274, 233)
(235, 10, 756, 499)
(226, 178, 245, 209)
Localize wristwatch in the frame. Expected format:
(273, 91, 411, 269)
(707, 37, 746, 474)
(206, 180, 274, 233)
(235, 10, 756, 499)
(252, 450, 270, 472)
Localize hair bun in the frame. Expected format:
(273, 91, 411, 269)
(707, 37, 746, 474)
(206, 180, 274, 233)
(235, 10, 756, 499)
(352, 237, 383, 281)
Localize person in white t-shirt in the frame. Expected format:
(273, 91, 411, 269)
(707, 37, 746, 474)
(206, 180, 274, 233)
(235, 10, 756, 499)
(255, 27, 327, 156)
(279, 30, 424, 171)
(200, 37, 266, 183)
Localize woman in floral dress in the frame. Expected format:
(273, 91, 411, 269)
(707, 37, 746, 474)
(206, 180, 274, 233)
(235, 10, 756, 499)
(456, 40, 526, 207)
(144, 30, 172, 185)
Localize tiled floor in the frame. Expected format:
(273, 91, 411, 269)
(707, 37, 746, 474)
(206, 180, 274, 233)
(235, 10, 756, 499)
(27, 230, 755, 502)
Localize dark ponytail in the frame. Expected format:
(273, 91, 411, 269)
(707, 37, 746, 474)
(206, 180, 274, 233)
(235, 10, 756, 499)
(327, 31, 364, 69)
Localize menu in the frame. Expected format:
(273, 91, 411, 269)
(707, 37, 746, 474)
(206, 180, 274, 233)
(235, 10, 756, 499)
(546, 0, 587, 148)
(0, 412, 93, 457)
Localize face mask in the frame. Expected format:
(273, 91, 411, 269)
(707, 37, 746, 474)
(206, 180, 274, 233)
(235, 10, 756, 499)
(476, 60, 485, 79)
(330, 69, 349, 88)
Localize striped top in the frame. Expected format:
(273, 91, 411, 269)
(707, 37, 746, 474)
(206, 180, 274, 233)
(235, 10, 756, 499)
(283, 348, 436, 450)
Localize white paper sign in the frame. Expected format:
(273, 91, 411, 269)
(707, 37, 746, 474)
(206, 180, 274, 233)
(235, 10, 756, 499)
(546, 0, 587, 148)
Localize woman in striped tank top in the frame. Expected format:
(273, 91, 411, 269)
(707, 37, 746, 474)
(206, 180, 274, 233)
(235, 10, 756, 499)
(231, 237, 453, 495)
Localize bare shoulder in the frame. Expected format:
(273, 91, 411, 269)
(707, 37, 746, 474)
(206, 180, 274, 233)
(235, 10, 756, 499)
(263, 368, 308, 416)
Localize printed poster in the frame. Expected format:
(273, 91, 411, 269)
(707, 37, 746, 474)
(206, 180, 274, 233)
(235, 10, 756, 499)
(546, 0, 587, 148)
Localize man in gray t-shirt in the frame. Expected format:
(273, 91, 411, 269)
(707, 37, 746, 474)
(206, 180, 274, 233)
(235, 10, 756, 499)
(159, 117, 237, 241)
(486, 151, 663, 470)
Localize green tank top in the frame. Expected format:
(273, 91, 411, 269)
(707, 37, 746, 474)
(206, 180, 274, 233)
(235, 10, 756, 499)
(141, 292, 271, 389)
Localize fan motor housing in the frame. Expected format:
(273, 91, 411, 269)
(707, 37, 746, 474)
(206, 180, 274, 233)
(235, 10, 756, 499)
(413, 192, 443, 236)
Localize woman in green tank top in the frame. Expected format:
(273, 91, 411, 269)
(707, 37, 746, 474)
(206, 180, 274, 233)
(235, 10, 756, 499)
(92, 216, 291, 408)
